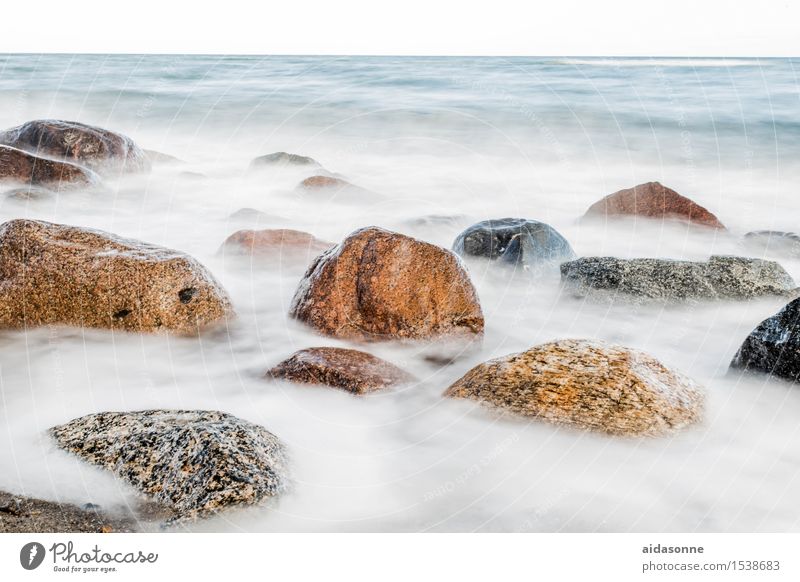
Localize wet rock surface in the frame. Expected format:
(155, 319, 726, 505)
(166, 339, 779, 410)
(445, 339, 704, 436)
(730, 297, 800, 382)
(290, 226, 484, 341)
(50, 410, 291, 522)
(220, 228, 332, 262)
(743, 231, 800, 258)
(0, 145, 97, 187)
(583, 181, 726, 229)
(561, 255, 795, 302)
(0, 219, 233, 334)
(250, 151, 321, 169)
(0, 120, 148, 174)
(453, 218, 575, 271)
(267, 347, 416, 394)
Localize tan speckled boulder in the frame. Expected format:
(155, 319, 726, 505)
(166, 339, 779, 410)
(267, 347, 415, 394)
(0, 219, 233, 334)
(219, 228, 332, 263)
(0, 119, 148, 174)
(445, 339, 703, 437)
(0, 145, 97, 188)
(290, 227, 484, 341)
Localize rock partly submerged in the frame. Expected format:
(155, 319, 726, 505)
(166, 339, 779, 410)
(0, 219, 233, 334)
(290, 226, 484, 342)
(267, 347, 416, 394)
(250, 152, 321, 170)
(445, 339, 704, 437)
(561, 256, 796, 302)
(743, 231, 800, 259)
(730, 297, 800, 383)
(49, 410, 290, 523)
(0, 145, 97, 188)
(584, 181, 726, 229)
(0, 120, 149, 174)
(453, 218, 575, 272)
(219, 228, 332, 263)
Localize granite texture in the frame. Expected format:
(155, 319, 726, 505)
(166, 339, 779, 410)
(0, 145, 97, 187)
(50, 410, 291, 523)
(445, 339, 704, 437)
(0, 219, 234, 334)
(290, 226, 484, 341)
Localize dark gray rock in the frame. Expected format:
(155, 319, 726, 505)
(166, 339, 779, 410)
(743, 231, 800, 258)
(50, 410, 290, 522)
(731, 297, 800, 382)
(453, 218, 575, 272)
(250, 152, 321, 169)
(561, 255, 796, 302)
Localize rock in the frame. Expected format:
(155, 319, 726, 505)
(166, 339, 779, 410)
(0, 145, 97, 188)
(298, 175, 353, 190)
(445, 339, 704, 436)
(267, 347, 415, 394)
(583, 181, 726, 229)
(290, 227, 484, 341)
(143, 149, 184, 165)
(406, 214, 469, 228)
(219, 229, 332, 262)
(743, 231, 800, 258)
(453, 218, 575, 271)
(730, 297, 800, 382)
(0, 120, 148, 174)
(49, 410, 291, 522)
(250, 152, 321, 169)
(560, 255, 795, 302)
(4, 185, 56, 201)
(228, 207, 287, 225)
(0, 219, 233, 334)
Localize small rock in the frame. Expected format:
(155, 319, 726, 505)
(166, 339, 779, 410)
(228, 207, 286, 225)
(453, 218, 575, 271)
(250, 152, 321, 169)
(0, 120, 148, 174)
(0, 145, 97, 188)
(267, 347, 415, 394)
(730, 297, 800, 382)
(290, 226, 484, 341)
(143, 149, 184, 165)
(298, 175, 353, 190)
(583, 181, 726, 229)
(743, 231, 800, 258)
(219, 229, 332, 262)
(49, 410, 291, 522)
(445, 339, 704, 436)
(0, 219, 233, 334)
(561, 255, 795, 302)
(4, 185, 56, 201)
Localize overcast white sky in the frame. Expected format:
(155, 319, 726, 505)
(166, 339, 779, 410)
(1, 0, 797, 55)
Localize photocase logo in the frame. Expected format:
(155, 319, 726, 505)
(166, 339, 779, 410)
(20, 542, 46, 570)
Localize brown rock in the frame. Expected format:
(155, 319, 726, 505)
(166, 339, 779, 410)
(445, 339, 704, 437)
(290, 226, 484, 341)
(0, 219, 233, 334)
(219, 229, 332, 262)
(299, 175, 352, 190)
(267, 347, 415, 394)
(0, 119, 149, 173)
(0, 145, 97, 188)
(584, 181, 725, 229)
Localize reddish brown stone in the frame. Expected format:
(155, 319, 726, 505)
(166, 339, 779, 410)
(219, 229, 332, 261)
(584, 181, 725, 229)
(290, 227, 484, 341)
(299, 175, 352, 190)
(267, 347, 415, 394)
(0, 145, 96, 188)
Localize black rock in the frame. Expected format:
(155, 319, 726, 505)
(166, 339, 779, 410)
(452, 218, 575, 271)
(731, 297, 800, 382)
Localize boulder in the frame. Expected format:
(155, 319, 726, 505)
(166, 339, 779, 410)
(583, 181, 725, 229)
(743, 231, 800, 258)
(250, 152, 321, 169)
(49, 410, 290, 522)
(0, 145, 97, 188)
(453, 218, 575, 271)
(290, 227, 484, 341)
(730, 297, 800, 382)
(0, 219, 233, 334)
(445, 339, 704, 436)
(219, 229, 332, 262)
(0, 120, 148, 173)
(561, 255, 795, 302)
(267, 347, 415, 394)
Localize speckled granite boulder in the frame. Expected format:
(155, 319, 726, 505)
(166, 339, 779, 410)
(0, 219, 233, 334)
(445, 339, 704, 436)
(0, 145, 97, 188)
(730, 297, 800, 382)
(250, 152, 321, 169)
(743, 231, 800, 258)
(584, 181, 725, 229)
(49, 410, 290, 522)
(219, 228, 332, 262)
(290, 227, 484, 341)
(453, 218, 575, 271)
(0, 120, 148, 174)
(561, 256, 795, 302)
(267, 347, 415, 394)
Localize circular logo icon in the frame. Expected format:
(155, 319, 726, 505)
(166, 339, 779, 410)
(20, 542, 46, 570)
